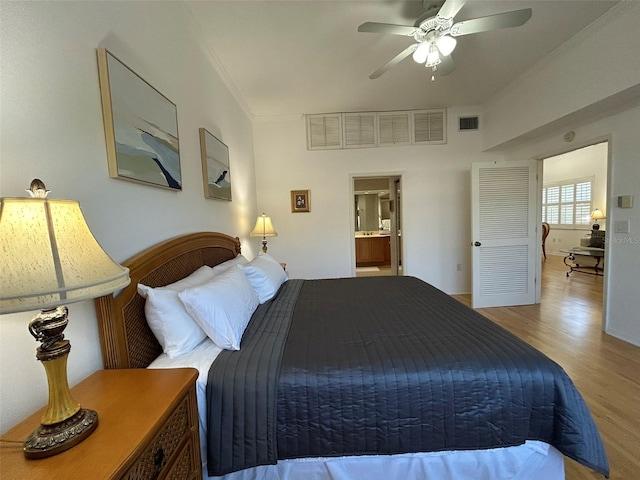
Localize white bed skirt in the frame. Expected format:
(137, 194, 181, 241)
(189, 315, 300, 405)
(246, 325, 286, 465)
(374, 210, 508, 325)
(149, 340, 565, 480)
(208, 441, 564, 480)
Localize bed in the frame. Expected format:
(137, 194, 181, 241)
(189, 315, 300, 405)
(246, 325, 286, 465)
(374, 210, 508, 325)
(95, 232, 609, 480)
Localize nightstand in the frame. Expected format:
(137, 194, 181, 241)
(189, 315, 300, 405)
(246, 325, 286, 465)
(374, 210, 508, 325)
(0, 368, 201, 480)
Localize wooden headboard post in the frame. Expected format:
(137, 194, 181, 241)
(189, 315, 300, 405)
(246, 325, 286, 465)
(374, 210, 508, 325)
(94, 232, 241, 369)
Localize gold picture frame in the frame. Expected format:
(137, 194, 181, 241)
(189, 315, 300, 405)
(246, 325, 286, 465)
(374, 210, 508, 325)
(291, 190, 310, 213)
(199, 128, 231, 201)
(97, 48, 181, 190)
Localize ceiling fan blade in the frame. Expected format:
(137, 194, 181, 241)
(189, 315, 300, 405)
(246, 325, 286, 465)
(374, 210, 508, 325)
(437, 54, 455, 76)
(437, 0, 466, 20)
(358, 22, 416, 36)
(450, 8, 532, 36)
(369, 44, 418, 79)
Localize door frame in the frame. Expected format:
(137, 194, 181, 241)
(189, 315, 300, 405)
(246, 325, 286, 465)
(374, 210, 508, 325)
(350, 173, 403, 277)
(533, 136, 611, 330)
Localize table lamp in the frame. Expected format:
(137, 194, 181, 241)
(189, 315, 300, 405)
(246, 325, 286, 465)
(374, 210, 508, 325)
(590, 208, 605, 230)
(0, 179, 130, 459)
(250, 213, 278, 253)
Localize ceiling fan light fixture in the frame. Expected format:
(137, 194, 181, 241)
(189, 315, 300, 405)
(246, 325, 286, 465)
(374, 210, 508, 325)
(425, 44, 441, 67)
(359, 0, 533, 80)
(412, 41, 430, 64)
(436, 34, 457, 56)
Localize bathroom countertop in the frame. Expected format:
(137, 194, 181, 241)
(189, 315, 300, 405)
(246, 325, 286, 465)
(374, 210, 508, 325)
(355, 231, 394, 238)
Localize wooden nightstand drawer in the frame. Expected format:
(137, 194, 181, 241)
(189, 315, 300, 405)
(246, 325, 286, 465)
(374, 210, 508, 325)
(164, 441, 197, 480)
(124, 395, 190, 479)
(0, 369, 201, 480)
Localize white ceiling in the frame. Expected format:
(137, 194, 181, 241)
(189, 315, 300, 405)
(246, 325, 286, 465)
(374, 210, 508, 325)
(185, 0, 620, 118)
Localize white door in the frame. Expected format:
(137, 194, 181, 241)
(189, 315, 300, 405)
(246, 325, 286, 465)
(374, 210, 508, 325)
(471, 160, 538, 308)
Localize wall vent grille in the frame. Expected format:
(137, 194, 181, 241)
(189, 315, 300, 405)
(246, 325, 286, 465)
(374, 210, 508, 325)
(459, 116, 479, 131)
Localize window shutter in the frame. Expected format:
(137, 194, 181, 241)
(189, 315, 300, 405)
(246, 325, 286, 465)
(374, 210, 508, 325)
(342, 113, 377, 149)
(306, 114, 342, 150)
(377, 111, 411, 146)
(542, 176, 594, 228)
(412, 109, 446, 144)
(306, 108, 449, 150)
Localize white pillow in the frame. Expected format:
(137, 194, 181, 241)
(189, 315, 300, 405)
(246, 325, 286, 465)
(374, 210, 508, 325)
(238, 253, 288, 303)
(137, 285, 208, 358)
(136, 265, 217, 358)
(178, 267, 259, 350)
(154, 265, 217, 293)
(211, 254, 248, 276)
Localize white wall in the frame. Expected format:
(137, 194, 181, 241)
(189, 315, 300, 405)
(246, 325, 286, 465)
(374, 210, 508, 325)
(482, 4, 640, 347)
(483, 3, 640, 151)
(252, 107, 497, 293)
(0, 1, 258, 433)
(543, 142, 608, 254)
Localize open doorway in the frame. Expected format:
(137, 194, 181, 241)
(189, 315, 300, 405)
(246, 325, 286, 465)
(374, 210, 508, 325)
(353, 176, 402, 277)
(542, 142, 608, 258)
(540, 141, 608, 320)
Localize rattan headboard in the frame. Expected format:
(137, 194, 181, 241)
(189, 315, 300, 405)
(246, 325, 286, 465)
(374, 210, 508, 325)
(94, 232, 241, 369)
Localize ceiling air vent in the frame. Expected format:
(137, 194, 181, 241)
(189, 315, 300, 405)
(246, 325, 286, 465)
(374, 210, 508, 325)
(459, 116, 479, 131)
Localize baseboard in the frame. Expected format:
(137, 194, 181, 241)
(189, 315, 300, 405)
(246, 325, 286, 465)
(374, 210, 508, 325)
(605, 328, 640, 348)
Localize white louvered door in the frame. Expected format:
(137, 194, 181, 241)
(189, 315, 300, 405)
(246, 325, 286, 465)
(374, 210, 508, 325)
(471, 160, 538, 308)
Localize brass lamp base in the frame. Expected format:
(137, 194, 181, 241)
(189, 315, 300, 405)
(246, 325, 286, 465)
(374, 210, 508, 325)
(24, 306, 99, 459)
(23, 408, 98, 459)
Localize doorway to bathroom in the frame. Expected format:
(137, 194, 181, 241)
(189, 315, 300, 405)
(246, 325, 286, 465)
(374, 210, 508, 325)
(352, 175, 402, 277)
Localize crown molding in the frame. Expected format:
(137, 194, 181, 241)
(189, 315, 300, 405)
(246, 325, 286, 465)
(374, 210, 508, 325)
(177, 2, 256, 121)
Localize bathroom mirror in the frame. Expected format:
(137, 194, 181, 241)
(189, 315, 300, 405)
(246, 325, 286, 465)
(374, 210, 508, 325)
(355, 194, 380, 231)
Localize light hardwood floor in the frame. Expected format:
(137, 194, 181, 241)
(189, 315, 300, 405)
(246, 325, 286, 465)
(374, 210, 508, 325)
(453, 254, 640, 480)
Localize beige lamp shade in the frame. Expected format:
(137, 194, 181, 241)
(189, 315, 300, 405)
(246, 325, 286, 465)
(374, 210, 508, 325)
(0, 197, 130, 314)
(250, 214, 278, 238)
(590, 209, 605, 220)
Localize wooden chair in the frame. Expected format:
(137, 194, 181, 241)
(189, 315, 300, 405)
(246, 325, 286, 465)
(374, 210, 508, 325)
(542, 222, 550, 260)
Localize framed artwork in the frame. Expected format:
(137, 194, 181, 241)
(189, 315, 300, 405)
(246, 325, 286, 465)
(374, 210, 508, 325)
(97, 48, 181, 190)
(199, 128, 231, 201)
(291, 190, 310, 213)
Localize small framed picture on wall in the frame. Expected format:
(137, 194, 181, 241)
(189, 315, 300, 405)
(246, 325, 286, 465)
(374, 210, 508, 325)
(199, 128, 231, 201)
(291, 190, 310, 213)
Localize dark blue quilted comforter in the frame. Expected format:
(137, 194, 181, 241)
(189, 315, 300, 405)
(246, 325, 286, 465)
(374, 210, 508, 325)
(206, 277, 609, 477)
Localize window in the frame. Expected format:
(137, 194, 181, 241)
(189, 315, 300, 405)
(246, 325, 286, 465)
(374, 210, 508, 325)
(542, 177, 593, 228)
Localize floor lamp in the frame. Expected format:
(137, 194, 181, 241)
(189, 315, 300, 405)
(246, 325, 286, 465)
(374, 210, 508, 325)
(0, 180, 130, 458)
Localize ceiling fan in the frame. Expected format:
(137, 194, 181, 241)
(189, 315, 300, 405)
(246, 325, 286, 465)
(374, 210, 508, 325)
(358, 0, 532, 80)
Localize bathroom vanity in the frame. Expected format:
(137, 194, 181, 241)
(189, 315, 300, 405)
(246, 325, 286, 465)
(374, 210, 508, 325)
(355, 233, 391, 267)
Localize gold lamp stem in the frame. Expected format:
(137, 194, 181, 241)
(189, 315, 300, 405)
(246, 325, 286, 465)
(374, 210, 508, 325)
(39, 342, 80, 424)
(24, 306, 98, 459)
